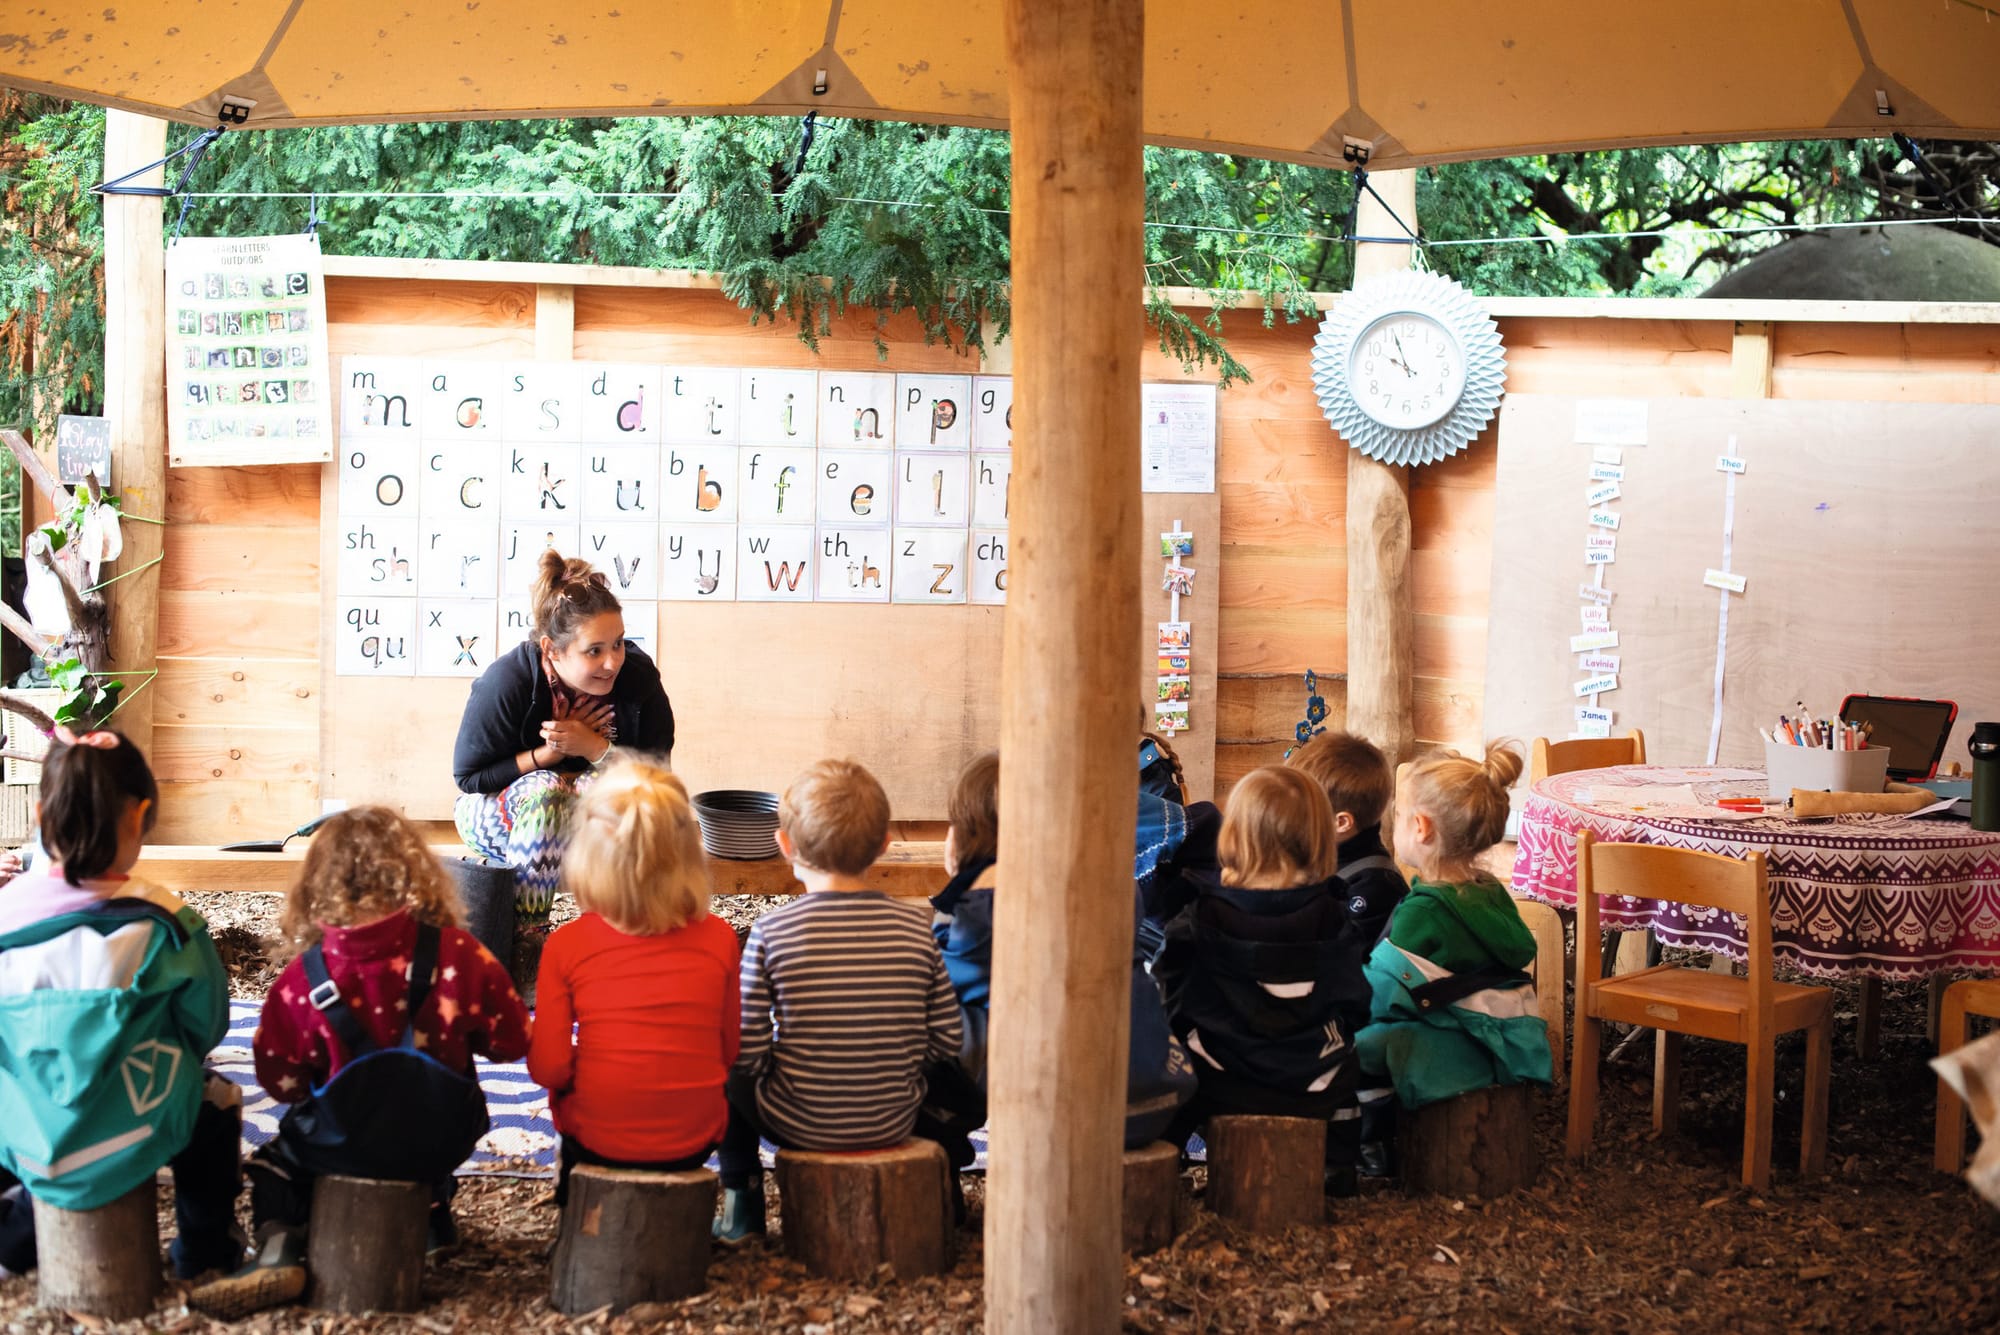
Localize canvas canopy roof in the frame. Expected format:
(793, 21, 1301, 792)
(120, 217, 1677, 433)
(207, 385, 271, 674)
(3, 0, 1997, 169)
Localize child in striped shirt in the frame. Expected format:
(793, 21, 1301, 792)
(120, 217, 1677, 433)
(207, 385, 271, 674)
(714, 759, 964, 1243)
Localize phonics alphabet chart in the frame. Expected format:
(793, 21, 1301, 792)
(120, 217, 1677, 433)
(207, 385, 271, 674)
(336, 360, 1045, 676)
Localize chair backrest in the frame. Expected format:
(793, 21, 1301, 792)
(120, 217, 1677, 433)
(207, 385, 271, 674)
(1574, 831, 1772, 1011)
(1529, 730, 1646, 784)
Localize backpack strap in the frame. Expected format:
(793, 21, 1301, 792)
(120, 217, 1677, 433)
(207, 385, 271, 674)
(1407, 964, 1534, 1013)
(1334, 853, 1398, 885)
(301, 943, 375, 1059)
(400, 923, 443, 1048)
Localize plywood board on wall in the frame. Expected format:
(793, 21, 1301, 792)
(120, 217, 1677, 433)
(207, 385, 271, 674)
(1485, 394, 2000, 772)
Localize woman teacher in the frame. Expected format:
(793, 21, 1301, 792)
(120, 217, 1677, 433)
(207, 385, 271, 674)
(453, 551, 675, 973)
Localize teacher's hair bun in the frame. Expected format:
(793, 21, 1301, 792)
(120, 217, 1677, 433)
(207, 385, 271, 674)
(531, 550, 621, 647)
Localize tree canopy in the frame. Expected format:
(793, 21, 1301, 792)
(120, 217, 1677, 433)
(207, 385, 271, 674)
(3, 94, 1995, 445)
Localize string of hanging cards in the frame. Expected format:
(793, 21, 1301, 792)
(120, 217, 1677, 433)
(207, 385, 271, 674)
(1156, 522, 1195, 734)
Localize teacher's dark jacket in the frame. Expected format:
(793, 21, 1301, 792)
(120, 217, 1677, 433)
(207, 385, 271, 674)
(453, 640, 675, 795)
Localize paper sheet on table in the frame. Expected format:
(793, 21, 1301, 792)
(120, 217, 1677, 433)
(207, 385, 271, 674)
(1577, 784, 1701, 809)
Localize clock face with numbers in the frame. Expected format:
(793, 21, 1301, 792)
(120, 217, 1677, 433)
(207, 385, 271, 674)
(1346, 312, 1467, 431)
(1310, 270, 1507, 467)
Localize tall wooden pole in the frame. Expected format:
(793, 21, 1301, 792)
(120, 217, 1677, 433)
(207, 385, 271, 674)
(101, 112, 168, 753)
(1344, 170, 1418, 764)
(988, 0, 1143, 1329)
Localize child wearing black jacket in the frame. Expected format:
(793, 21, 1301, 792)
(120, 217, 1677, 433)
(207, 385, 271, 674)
(1166, 766, 1363, 1192)
(1287, 731, 1410, 1179)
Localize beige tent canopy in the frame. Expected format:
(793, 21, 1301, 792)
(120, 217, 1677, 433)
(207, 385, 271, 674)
(4, 0, 1999, 169)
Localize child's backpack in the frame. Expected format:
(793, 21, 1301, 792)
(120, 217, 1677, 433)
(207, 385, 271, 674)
(276, 922, 489, 1182)
(0, 897, 227, 1210)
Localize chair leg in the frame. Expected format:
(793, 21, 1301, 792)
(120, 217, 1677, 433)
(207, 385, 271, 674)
(1513, 898, 1567, 1086)
(1743, 1033, 1775, 1191)
(1567, 1012, 1602, 1162)
(1856, 977, 1883, 1061)
(1652, 1030, 1681, 1137)
(1935, 987, 1973, 1174)
(1801, 1017, 1832, 1177)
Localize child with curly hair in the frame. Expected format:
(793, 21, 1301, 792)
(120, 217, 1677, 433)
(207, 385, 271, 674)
(192, 808, 529, 1318)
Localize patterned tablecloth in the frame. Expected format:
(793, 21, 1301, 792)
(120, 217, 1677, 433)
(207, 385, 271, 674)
(1509, 765, 2000, 980)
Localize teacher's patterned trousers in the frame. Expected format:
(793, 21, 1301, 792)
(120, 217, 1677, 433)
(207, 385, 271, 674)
(454, 768, 595, 919)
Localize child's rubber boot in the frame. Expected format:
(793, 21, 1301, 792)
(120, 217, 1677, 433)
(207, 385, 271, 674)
(427, 1204, 462, 1259)
(711, 1184, 766, 1245)
(187, 1227, 308, 1320)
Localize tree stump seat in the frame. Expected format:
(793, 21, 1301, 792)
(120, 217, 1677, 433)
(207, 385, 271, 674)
(1399, 1083, 1540, 1198)
(550, 1166, 716, 1314)
(774, 1139, 953, 1281)
(35, 1178, 162, 1320)
(1203, 1115, 1325, 1232)
(1121, 1141, 1182, 1253)
(307, 1175, 429, 1314)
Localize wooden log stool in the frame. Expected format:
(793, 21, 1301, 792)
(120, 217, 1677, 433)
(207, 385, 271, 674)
(1203, 1116, 1324, 1232)
(774, 1140, 953, 1281)
(307, 1175, 430, 1314)
(1399, 1084, 1540, 1198)
(1122, 1141, 1182, 1253)
(36, 1178, 162, 1319)
(551, 1167, 716, 1314)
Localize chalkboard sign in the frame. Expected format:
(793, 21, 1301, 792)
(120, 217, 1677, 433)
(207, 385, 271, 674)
(55, 414, 110, 485)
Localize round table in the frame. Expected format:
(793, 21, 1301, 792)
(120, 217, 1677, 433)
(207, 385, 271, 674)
(1510, 764, 2000, 982)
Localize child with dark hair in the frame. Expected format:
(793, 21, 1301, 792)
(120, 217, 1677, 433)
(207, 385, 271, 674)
(452, 550, 676, 983)
(0, 728, 243, 1282)
(192, 807, 529, 1318)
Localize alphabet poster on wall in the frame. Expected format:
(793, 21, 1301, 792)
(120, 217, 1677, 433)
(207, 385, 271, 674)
(334, 357, 1206, 677)
(165, 234, 333, 467)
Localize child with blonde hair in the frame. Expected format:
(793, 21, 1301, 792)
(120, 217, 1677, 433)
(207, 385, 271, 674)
(194, 808, 528, 1318)
(1168, 766, 1362, 1191)
(1356, 741, 1551, 1113)
(529, 759, 740, 1203)
(716, 759, 962, 1241)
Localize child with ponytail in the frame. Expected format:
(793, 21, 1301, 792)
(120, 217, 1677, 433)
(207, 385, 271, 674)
(1355, 741, 1552, 1114)
(0, 729, 242, 1281)
(528, 759, 740, 1203)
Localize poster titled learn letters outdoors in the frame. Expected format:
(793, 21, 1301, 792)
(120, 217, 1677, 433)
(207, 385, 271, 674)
(164, 234, 333, 467)
(333, 357, 1216, 677)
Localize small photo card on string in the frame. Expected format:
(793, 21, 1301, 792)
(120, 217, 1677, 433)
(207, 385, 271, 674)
(1158, 621, 1192, 653)
(1154, 700, 1190, 734)
(1160, 531, 1195, 558)
(1157, 675, 1191, 703)
(1159, 652, 1191, 674)
(1163, 565, 1196, 596)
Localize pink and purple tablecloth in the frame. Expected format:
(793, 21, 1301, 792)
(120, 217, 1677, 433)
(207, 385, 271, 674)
(1510, 765, 2000, 980)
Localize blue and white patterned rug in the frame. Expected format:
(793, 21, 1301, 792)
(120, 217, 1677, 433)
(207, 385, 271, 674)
(213, 1001, 1003, 1178)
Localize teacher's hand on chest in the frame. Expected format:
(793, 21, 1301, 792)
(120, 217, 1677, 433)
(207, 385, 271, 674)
(542, 695, 616, 765)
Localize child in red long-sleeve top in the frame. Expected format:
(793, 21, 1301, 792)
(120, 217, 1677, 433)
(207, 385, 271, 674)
(528, 759, 740, 1204)
(192, 808, 528, 1320)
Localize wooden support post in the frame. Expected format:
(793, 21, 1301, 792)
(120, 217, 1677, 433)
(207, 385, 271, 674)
(306, 1175, 429, 1314)
(550, 1167, 715, 1313)
(990, 0, 1143, 1330)
(534, 284, 576, 361)
(36, 1179, 161, 1319)
(1399, 1085, 1541, 1198)
(1730, 320, 1775, 399)
(1205, 1115, 1325, 1232)
(775, 1141, 953, 1282)
(1345, 170, 1418, 764)
(101, 112, 168, 753)
(1121, 1141, 1182, 1254)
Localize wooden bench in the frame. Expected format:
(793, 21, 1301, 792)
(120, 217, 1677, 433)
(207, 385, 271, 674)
(131, 841, 949, 898)
(775, 1140, 954, 1281)
(551, 1166, 715, 1313)
(36, 1179, 161, 1319)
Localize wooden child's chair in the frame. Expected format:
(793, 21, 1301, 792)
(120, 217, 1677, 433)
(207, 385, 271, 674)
(1934, 977, 2000, 1174)
(1566, 832, 1832, 1190)
(1529, 729, 1646, 784)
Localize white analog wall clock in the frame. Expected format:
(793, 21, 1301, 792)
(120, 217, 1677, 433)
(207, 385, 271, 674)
(1310, 269, 1506, 467)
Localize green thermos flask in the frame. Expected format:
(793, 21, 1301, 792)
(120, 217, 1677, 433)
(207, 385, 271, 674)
(1973, 722, 2000, 833)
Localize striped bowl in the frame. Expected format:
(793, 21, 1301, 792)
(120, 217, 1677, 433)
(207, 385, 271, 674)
(692, 789, 782, 861)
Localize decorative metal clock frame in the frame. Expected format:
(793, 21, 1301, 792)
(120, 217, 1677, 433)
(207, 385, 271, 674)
(1309, 269, 1507, 467)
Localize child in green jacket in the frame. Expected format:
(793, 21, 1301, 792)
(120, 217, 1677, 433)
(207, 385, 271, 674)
(1356, 741, 1552, 1110)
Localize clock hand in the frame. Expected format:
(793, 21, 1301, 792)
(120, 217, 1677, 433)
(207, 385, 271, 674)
(1391, 330, 1416, 377)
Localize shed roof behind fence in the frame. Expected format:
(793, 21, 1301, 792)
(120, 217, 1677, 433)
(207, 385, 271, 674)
(3, 1, 1996, 169)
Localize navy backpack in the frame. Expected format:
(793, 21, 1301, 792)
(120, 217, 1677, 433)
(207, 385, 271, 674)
(276, 923, 489, 1181)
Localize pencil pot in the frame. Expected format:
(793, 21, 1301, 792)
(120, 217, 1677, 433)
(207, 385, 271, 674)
(1763, 739, 1891, 799)
(1971, 722, 2000, 832)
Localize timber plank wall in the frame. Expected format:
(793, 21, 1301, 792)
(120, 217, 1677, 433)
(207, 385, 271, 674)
(138, 259, 2000, 843)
